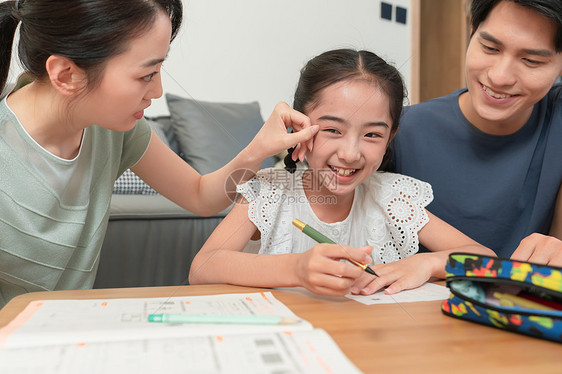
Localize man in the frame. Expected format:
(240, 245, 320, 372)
(392, 0, 562, 265)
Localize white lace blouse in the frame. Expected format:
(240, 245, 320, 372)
(236, 169, 434, 264)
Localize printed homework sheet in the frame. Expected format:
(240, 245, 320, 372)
(0, 329, 361, 374)
(0, 292, 362, 373)
(0, 292, 313, 348)
(346, 282, 450, 305)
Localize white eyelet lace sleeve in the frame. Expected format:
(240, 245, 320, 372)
(365, 173, 434, 264)
(236, 169, 294, 254)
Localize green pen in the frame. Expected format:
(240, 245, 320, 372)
(292, 218, 378, 277)
(148, 314, 300, 325)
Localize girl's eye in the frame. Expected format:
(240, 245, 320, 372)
(142, 72, 157, 82)
(323, 128, 341, 135)
(365, 132, 383, 138)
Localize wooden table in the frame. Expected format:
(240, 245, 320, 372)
(0, 284, 559, 373)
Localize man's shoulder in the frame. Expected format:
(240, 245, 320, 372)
(534, 83, 562, 127)
(546, 82, 562, 105)
(402, 89, 466, 122)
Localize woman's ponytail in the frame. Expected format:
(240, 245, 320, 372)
(0, 1, 20, 95)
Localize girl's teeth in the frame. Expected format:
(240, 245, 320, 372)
(332, 167, 356, 176)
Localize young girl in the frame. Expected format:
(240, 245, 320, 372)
(189, 49, 495, 297)
(0, 0, 316, 307)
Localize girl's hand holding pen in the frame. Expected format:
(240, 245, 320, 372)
(295, 244, 373, 297)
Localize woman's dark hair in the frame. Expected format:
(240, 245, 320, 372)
(284, 49, 406, 173)
(0, 0, 183, 94)
(470, 0, 562, 51)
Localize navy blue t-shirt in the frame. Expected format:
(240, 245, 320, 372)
(392, 86, 562, 258)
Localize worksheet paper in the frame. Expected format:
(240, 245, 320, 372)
(345, 282, 451, 305)
(0, 292, 312, 348)
(0, 292, 362, 374)
(0, 329, 359, 374)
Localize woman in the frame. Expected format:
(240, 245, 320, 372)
(0, 0, 317, 307)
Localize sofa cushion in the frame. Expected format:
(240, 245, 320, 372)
(145, 116, 181, 155)
(146, 118, 170, 148)
(166, 93, 276, 175)
(109, 194, 230, 220)
(113, 169, 159, 195)
(113, 119, 168, 195)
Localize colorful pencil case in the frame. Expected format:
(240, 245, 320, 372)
(441, 253, 562, 343)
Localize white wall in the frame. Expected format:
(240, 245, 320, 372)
(4, 0, 412, 118)
(156, 0, 412, 118)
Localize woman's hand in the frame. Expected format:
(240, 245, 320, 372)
(246, 102, 318, 163)
(295, 244, 372, 297)
(350, 253, 441, 296)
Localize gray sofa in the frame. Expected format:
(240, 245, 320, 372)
(93, 94, 277, 288)
(93, 194, 229, 288)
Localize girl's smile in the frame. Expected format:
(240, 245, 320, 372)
(329, 165, 358, 177)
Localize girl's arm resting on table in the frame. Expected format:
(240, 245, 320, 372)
(189, 200, 372, 296)
(353, 210, 495, 295)
(187, 200, 298, 286)
(511, 183, 562, 267)
(132, 103, 318, 216)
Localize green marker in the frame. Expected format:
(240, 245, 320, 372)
(148, 314, 299, 325)
(292, 218, 378, 276)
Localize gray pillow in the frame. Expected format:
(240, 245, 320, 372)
(146, 116, 181, 155)
(146, 118, 171, 148)
(113, 119, 169, 195)
(113, 169, 158, 195)
(166, 93, 276, 175)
